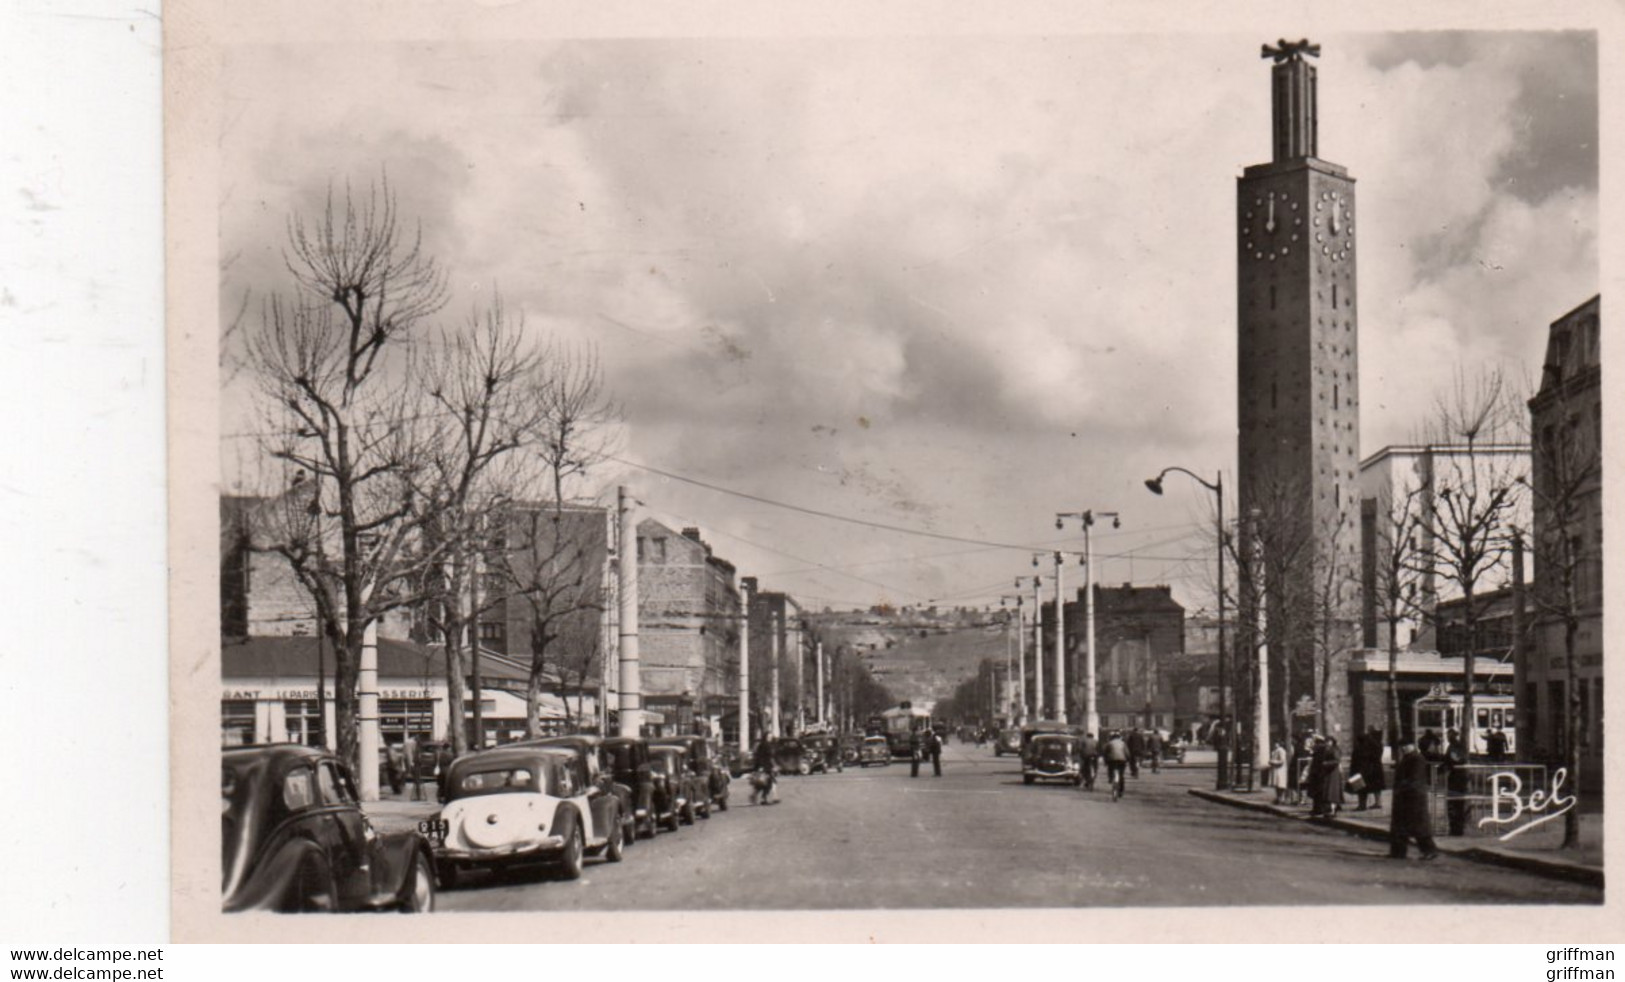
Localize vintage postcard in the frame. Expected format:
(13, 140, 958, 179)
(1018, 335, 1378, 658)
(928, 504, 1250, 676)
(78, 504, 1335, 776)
(168, 0, 1624, 941)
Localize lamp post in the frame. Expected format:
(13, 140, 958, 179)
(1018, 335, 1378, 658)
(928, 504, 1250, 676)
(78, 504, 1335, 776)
(1057, 510, 1120, 736)
(1145, 466, 1232, 791)
(1028, 572, 1045, 719)
(1001, 592, 1026, 724)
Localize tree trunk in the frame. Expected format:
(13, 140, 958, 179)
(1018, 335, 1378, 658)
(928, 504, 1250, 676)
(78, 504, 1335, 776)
(1563, 610, 1581, 849)
(1386, 614, 1402, 755)
(335, 631, 361, 773)
(1461, 583, 1476, 756)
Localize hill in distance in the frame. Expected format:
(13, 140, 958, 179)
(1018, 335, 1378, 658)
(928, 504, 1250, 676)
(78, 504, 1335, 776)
(808, 607, 1019, 712)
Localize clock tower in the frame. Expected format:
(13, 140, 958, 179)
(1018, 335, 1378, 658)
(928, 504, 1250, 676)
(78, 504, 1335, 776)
(1236, 40, 1361, 739)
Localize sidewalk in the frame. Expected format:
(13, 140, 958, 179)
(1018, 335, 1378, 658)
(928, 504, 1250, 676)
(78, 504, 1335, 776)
(1188, 786, 1603, 887)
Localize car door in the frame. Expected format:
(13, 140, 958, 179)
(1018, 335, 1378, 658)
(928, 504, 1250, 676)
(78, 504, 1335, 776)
(315, 759, 373, 909)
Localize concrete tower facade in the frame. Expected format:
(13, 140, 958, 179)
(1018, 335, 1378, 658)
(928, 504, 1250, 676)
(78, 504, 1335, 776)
(1237, 41, 1362, 738)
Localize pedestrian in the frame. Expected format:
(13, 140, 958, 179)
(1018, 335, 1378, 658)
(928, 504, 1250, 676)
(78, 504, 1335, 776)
(1078, 731, 1100, 790)
(1288, 731, 1311, 806)
(1268, 739, 1290, 804)
(1486, 727, 1509, 763)
(909, 729, 923, 778)
(1418, 728, 1442, 761)
(1351, 726, 1387, 812)
(1102, 730, 1130, 799)
(926, 728, 943, 777)
(1389, 738, 1440, 861)
(1319, 736, 1346, 818)
(1146, 729, 1163, 774)
(1444, 729, 1469, 836)
(1126, 727, 1145, 779)
(402, 733, 423, 802)
(435, 742, 455, 799)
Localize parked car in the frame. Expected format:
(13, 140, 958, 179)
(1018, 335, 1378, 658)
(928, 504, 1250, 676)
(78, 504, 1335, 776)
(600, 736, 656, 841)
(838, 734, 863, 766)
(648, 745, 707, 825)
(858, 735, 892, 767)
(772, 737, 815, 776)
(801, 733, 843, 774)
(651, 735, 730, 812)
(524, 734, 637, 847)
(431, 746, 624, 886)
(993, 728, 1022, 756)
(222, 744, 435, 913)
(1023, 733, 1084, 786)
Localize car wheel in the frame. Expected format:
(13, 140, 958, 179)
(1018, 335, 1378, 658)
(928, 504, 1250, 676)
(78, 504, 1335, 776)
(699, 799, 711, 820)
(663, 807, 681, 833)
(680, 801, 695, 825)
(717, 793, 728, 813)
(798, 760, 812, 776)
(283, 854, 336, 913)
(436, 861, 460, 891)
(400, 852, 436, 913)
(605, 813, 625, 863)
(1023, 775, 1035, 785)
(558, 821, 585, 881)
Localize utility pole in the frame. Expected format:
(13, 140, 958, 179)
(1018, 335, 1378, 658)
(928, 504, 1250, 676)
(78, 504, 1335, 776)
(1053, 552, 1067, 725)
(1059, 510, 1120, 736)
(738, 582, 750, 756)
(616, 486, 641, 737)
(1249, 509, 1271, 779)
(1031, 574, 1045, 719)
(358, 616, 380, 801)
(815, 640, 825, 726)
(468, 536, 484, 750)
(769, 611, 782, 738)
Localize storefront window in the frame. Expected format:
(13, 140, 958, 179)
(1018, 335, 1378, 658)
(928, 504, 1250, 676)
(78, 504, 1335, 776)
(222, 700, 256, 747)
(379, 698, 434, 743)
(284, 699, 325, 748)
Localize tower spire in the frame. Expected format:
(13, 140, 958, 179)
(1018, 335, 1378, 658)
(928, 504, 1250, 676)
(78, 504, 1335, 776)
(1262, 38, 1320, 162)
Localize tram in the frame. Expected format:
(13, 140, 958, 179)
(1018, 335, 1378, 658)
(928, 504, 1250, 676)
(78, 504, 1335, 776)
(1411, 689, 1517, 754)
(878, 703, 934, 758)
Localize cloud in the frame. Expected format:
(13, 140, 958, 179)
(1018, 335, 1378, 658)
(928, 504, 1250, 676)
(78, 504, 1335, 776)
(219, 32, 1596, 612)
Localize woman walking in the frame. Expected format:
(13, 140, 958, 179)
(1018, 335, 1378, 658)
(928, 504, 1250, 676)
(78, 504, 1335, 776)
(1268, 739, 1290, 804)
(1351, 726, 1387, 811)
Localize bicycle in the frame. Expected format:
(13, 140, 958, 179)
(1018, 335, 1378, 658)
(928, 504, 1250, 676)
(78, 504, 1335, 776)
(1107, 761, 1126, 801)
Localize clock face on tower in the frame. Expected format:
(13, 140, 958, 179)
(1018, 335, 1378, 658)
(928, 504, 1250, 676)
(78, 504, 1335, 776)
(1312, 189, 1353, 262)
(1239, 189, 1304, 262)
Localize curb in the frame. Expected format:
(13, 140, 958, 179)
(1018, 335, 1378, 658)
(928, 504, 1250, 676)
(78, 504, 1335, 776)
(1187, 788, 1603, 889)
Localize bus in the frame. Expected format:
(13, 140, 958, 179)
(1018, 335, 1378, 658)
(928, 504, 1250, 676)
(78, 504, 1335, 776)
(878, 703, 933, 758)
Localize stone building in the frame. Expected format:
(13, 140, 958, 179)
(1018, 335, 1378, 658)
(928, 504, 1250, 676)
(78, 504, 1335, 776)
(1235, 41, 1363, 742)
(636, 518, 739, 734)
(742, 577, 807, 737)
(1044, 584, 1185, 733)
(1521, 295, 1603, 786)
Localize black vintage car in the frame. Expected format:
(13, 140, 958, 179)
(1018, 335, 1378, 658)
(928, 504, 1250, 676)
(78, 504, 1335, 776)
(1023, 733, 1084, 786)
(601, 736, 660, 839)
(772, 737, 815, 776)
(800, 733, 843, 774)
(649, 745, 709, 824)
(524, 735, 638, 846)
(222, 744, 436, 913)
(651, 735, 731, 812)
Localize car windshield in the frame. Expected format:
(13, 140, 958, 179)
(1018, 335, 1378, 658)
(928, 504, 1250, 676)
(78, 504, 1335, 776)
(649, 754, 674, 775)
(451, 765, 543, 799)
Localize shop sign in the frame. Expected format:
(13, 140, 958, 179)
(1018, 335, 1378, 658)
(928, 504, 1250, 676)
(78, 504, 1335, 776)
(224, 690, 261, 700)
(381, 688, 432, 699)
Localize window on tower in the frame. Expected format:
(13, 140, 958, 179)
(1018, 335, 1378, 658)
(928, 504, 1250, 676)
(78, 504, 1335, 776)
(1332, 284, 1338, 309)
(1271, 382, 1278, 410)
(1269, 285, 1276, 310)
(1334, 384, 1339, 410)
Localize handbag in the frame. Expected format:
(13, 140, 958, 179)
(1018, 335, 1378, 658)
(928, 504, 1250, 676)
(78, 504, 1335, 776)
(1346, 773, 1366, 794)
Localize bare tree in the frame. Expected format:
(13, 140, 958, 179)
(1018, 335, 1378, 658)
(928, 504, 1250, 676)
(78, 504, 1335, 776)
(1307, 508, 1360, 736)
(410, 297, 543, 752)
(244, 178, 450, 772)
(1521, 356, 1601, 848)
(1410, 368, 1525, 755)
(487, 342, 621, 737)
(1367, 481, 1428, 752)
(1233, 467, 1317, 750)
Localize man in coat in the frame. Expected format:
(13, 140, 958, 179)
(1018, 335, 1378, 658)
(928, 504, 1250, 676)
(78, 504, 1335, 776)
(1389, 739, 1440, 860)
(1078, 731, 1100, 790)
(925, 729, 944, 777)
(909, 729, 923, 778)
(1444, 729, 1470, 836)
(1146, 729, 1164, 774)
(1126, 727, 1145, 779)
(1351, 726, 1387, 812)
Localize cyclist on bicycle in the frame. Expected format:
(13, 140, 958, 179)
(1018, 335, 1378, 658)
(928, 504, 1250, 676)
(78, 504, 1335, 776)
(1102, 730, 1131, 800)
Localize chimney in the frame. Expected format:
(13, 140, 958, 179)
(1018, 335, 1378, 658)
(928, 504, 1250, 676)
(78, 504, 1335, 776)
(681, 526, 703, 543)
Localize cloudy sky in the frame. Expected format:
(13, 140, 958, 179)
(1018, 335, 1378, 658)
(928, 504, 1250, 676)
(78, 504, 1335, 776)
(218, 30, 1597, 616)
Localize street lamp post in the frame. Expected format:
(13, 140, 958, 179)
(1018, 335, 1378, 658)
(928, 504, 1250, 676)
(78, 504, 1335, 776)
(1029, 572, 1045, 719)
(1002, 591, 1026, 724)
(1145, 466, 1232, 791)
(1057, 510, 1120, 737)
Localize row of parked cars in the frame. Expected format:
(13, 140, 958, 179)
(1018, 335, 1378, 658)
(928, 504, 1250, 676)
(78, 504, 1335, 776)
(221, 733, 736, 914)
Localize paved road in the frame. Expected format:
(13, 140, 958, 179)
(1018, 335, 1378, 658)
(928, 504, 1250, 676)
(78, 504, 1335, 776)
(436, 742, 1601, 910)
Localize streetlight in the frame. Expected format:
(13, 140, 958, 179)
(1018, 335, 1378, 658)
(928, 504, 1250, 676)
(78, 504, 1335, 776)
(1026, 567, 1047, 719)
(1057, 510, 1120, 737)
(1000, 594, 1027, 723)
(1145, 466, 1233, 791)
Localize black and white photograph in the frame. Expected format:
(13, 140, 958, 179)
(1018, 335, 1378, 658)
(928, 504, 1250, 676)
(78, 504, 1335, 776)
(156, 2, 1621, 941)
